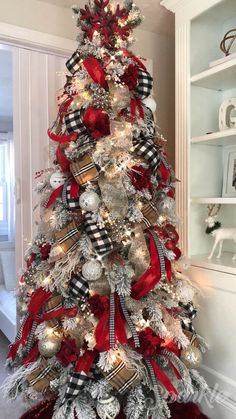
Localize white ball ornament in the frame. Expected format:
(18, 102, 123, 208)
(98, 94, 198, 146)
(79, 191, 100, 211)
(96, 395, 120, 419)
(38, 337, 61, 357)
(82, 259, 102, 281)
(142, 96, 157, 113)
(50, 171, 67, 190)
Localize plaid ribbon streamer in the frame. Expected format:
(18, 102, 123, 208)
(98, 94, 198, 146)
(105, 361, 140, 394)
(70, 154, 99, 185)
(62, 178, 80, 209)
(65, 109, 88, 135)
(65, 371, 88, 399)
(140, 202, 158, 230)
(27, 358, 60, 393)
(69, 273, 90, 301)
(43, 294, 63, 327)
(84, 212, 113, 254)
(66, 50, 81, 75)
(55, 220, 81, 254)
(133, 136, 160, 170)
(135, 70, 153, 100)
(180, 302, 197, 333)
(119, 294, 140, 348)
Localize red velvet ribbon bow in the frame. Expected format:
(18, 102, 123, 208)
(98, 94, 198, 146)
(155, 224, 181, 261)
(83, 106, 110, 139)
(75, 348, 98, 374)
(131, 229, 172, 300)
(56, 145, 71, 173)
(95, 292, 127, 351)
(82, 56, 107, 87)
(48, 97, 78, 143)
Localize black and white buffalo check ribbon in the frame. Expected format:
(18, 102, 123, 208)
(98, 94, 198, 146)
(109, 292, 140, 349)
(84, 212, 113, 254)
(136, 70, 153, 100)
(64, 364, 97, 400)
(180, 302, 197, 333)
(133, 136, 160, 170)
(143, 105, 156, 139)
(66, 50, 81, 75)
(69, 273, 90, 301)
(65, 109, 88, 135)
(62, 178, 80, 209)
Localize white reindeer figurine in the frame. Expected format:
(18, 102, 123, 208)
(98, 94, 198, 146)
(205, 204, 236, 260)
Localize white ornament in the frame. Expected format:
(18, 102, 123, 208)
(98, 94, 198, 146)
(96, 395, 120, 419)
(142, 96, 157, 113)
(38, 338, 61, 357)
(82, 259, 102, 281)
(79, 191, 100, 211)
(219, 97, 236, 131)
(50, 171, 67, 189)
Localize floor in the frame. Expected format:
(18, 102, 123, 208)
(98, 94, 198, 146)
(0, 331, 25, 419)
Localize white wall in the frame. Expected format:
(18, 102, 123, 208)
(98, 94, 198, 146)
(0, 0, 175, 166)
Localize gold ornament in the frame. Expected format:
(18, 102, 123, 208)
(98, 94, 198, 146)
(181, 346, 202, 369)
(96, 395, 120, 419)
(38, 337, 61, 357)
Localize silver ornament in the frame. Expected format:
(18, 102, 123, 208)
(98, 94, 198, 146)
(79, 191, 100, 211)
(50, 171, 67, 189)
(181, 346, 202, 369)
(82, 259, 102, 281)
(96, 395, 120, 419)
(38, 338, 61, 357)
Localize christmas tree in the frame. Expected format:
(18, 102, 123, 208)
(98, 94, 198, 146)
(4, 1, 209, 418)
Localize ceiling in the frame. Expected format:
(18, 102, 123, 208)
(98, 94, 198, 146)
(38, 0, 174, 35)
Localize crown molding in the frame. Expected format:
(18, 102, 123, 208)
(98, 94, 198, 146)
(160, 0, 186, 13)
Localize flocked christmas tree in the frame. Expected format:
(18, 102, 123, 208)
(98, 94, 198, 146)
(4, 1, 209, 418)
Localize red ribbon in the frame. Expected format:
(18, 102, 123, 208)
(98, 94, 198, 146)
(83, 106, 110, 139)
(45, 185, 64, 208)
(149, 358, 178, 396)
(95, 292, 127, 351)
(75, 348, 97, 374)
(82, 56, 106, 87)
(7, 288, 52, 362)
(48, 129, 78, 143)
(123, 49, 147, 71)
(131, 230, 162, 300)
(56, 145, 71, 173)
(23, 343, 40, 365)
(130, 97, 144, 121)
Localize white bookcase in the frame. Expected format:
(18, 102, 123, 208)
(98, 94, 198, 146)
(162, 1, 236, 418)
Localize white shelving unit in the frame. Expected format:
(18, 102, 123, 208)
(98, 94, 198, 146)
(162, 1, 236, 416)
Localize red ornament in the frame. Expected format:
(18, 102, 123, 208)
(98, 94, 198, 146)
(136, 327, 163, 357)
(57, 338, 79, 367)
(83, 107, 110, 139)
(89, 294, 109, 318)
(128, 165, 152, 191)
(120, 64, 139, 90)
(40, 243, 51, 260)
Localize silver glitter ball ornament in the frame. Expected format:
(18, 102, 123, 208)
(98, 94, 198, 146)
(181, 345, 202, 369)
(96, 395, 120, 419)
(38, 338, 61, 357)
(82, 259, 102, 281)
(79, 191, 100, 211)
